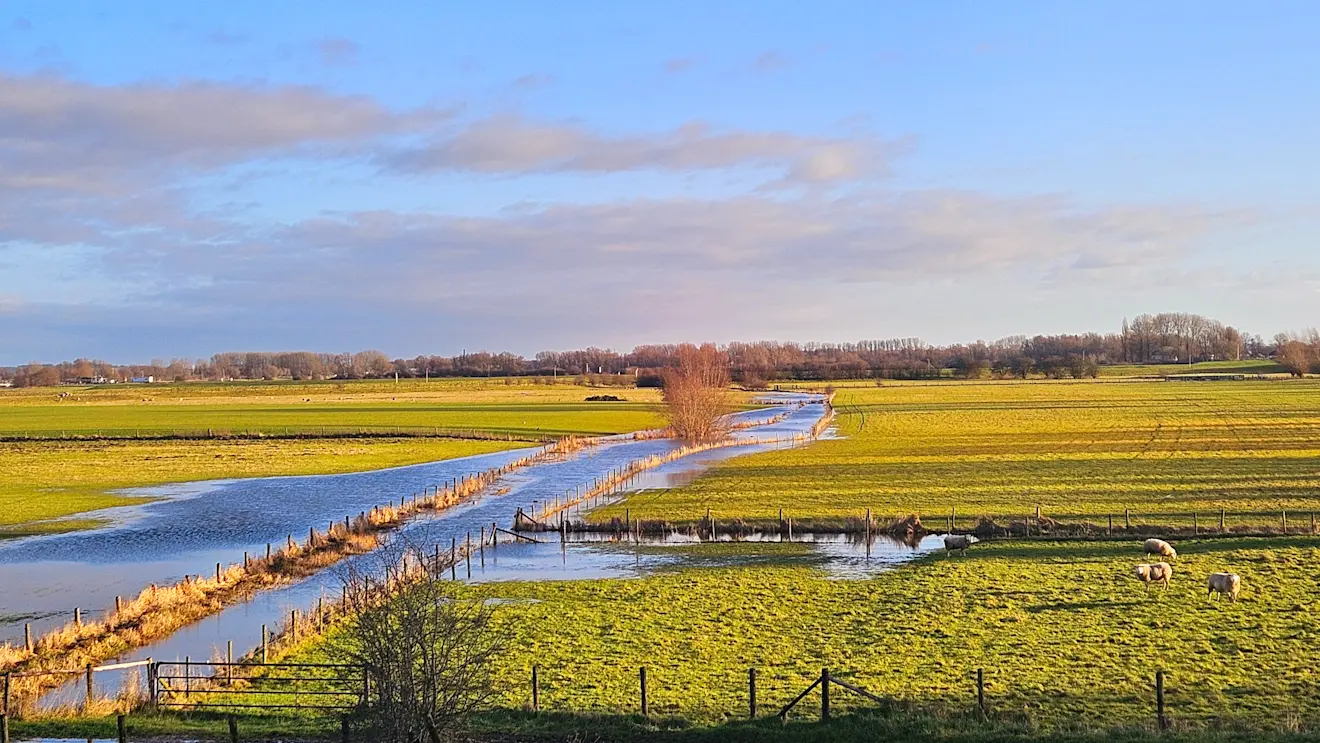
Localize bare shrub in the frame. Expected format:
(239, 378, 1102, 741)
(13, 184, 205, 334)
(338, 540, 505, 743)
(662, 343, 732, 443)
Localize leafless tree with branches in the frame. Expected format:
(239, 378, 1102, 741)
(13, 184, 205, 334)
(337, 539, 506, 743)
(662, 343, 733, 443)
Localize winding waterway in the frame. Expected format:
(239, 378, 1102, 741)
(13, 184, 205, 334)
(5, 395, 939, 708)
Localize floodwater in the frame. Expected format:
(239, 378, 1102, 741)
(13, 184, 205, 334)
(7, 394, 943, 709)
(0, 400, 817, 643)
(6, 398, 819, 695)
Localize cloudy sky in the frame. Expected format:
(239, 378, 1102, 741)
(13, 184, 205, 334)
(1, 1, 1318, 363)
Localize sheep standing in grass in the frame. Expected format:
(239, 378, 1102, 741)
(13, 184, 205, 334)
(1207, 572, 1241, 602)
(1133, 562, 1173, 590)
(1144, 538, 1177, 561)
(944, 534, 972, 555)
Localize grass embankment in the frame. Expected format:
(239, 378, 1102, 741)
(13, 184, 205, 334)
(236, 538, 1320, 738)
(0, 379, 666, 536)
(596, 380, 1320, 527)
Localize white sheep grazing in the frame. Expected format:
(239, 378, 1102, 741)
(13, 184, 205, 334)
(1207, 572, 1241, 602)
(1144, 538, 1177, 561)
(1133, 562, 1173, 590)
(943, 534, 972, 555)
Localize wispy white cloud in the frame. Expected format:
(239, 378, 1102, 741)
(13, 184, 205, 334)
(380, 114, 898, 184)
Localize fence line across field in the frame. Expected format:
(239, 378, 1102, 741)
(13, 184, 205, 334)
(3, 660, 1185, 734)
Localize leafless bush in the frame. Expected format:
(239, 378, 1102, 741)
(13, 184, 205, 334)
(338, 540, 505, 742)
(662, 343, 732, 443)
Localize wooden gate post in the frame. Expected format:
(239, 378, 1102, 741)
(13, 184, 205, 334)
(749, 668, 757, 719)
(820, 668, 830, 722)
(2, 673, 10, 717)
(117, 714, 127, 743)
(1, 712, 9, 743)
(228, 714, 239, 743)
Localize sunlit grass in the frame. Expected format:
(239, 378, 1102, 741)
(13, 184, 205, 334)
(598, 380, 1320, 524)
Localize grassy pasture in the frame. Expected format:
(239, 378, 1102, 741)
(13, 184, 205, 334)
(597, 380, 1320, 525)
(265, 537, 1320, 735)
(0, 379, 664, 438)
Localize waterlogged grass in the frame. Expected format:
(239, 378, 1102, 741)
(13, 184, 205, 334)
(0, 379, 666, 438)
(0, 437, 523, 537)
(599, 380, 1320, 524)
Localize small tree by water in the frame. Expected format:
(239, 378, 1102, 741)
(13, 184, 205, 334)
(662, 343, 733, 443)
(338, 541, 505, 743)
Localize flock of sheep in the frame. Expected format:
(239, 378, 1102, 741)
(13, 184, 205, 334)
(942, 534, 1243, 602)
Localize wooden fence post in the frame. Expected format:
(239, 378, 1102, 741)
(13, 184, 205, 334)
(821, 668, 830, 722)
(1125, 509, 1131, 530)
(749, 668, 757, 719)
(340, 717, 350, 743)
(2, 673, 9, 717)
(228, 714, 239, 743)
(117, 714, 127, 743)
(531, 666, 540, 712)
(261, 624, 269, 663)
(1156, 670, 1167, 731)
(1220, 508, 1226, 532)
(23, 624, 30, 653)
(1193, 513, 1198, 536)
(84, 663, 95, 712)
(977, 668, 986, 719)
(1282, 510, 1288, 534)
(640, 667, 649, 718)
(1, 712, 8, 743)
(1107, 514, 1112, 535)
(74, 607, 81, 626)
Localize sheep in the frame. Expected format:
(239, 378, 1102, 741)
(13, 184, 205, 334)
(1144, 538, 1177, 561)
(1133, 562, 1173, 590)
(943, 534, 972, 555)
(1207, 572, 1241, 602)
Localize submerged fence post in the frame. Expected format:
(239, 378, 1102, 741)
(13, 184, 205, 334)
(820, 668, 830, 722)
(749, 668, 757, 719)
(1156, 670, 1167, 730)
(23, 624, 30, 653)
(261, 624, 269, 663)
(85, 664, 94, 713)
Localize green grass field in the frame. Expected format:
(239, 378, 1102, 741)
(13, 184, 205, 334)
(597, 380, 1320, 525)
(0, 379, 666, 537)
(263, 537, 1320, 736)
(0, 378, 665, 438)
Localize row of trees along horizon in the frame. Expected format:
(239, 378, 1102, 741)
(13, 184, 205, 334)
(5, 313, 1320, 388)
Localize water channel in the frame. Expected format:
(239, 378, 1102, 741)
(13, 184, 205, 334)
(3, 395, 941, 708)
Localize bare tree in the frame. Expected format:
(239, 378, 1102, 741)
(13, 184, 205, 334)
(337, 541, 505, 743)
(1278, 341, 1311, 377)
(662, 343, 733, 443)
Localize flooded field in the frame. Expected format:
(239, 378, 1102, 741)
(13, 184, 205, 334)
(12, 397, 871, 707)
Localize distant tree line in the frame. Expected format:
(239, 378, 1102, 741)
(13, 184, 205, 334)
(4, 313, 1317, 387)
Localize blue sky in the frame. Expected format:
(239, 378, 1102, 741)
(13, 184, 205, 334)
(1, 1, 1316, 363)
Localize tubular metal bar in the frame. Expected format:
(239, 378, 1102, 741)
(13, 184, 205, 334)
(158, 701, 358, 711)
